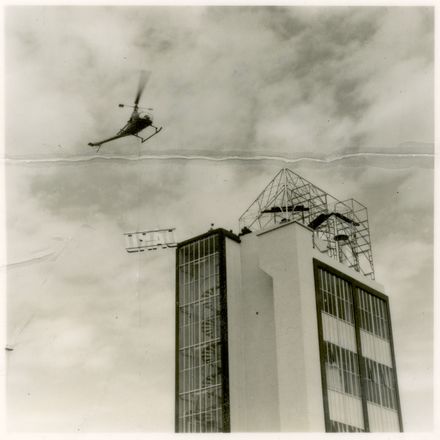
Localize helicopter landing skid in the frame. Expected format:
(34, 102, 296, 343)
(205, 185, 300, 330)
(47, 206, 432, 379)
(136, 126, 163, 143)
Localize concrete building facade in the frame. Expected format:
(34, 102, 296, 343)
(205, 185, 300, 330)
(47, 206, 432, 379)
(175, 169, 403, 433)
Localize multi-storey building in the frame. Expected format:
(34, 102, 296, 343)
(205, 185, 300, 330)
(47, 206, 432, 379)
(175, 169, 403, 432)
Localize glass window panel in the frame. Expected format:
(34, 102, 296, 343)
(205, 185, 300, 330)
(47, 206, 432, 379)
(177, 236, 224, 432)
(201, 239, 205, 258)
(322, 290, 327, 314)
(194, 242, 199, 262)
(337, 296, 344, 320)
(347, 299, 353, 323)
(323, 270, 327, 291)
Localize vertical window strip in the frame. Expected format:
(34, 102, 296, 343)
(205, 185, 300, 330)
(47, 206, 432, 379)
(364, 357, 397, 411)
(177, 236, 224, 432)
(324, 341, 362, 398)
(319, 268, 355, 325)
(357, 288, 390, 340)
(316, 263, 401, 433)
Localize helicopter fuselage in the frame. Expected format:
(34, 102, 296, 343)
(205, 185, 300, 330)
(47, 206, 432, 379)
(118, 114, 152, 136)
(88, 114, 157, 149)
(88, 70, 162, 150)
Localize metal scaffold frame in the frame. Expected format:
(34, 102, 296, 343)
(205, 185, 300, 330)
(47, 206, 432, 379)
(238, 168, 375, 279)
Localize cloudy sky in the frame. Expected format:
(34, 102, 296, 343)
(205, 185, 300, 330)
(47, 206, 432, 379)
(3, 4, 434, 434)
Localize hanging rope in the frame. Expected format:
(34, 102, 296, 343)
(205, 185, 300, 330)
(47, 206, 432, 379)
(135, 141, 143, 327)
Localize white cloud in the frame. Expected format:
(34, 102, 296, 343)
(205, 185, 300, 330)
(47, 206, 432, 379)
(4, 5, 434, 433)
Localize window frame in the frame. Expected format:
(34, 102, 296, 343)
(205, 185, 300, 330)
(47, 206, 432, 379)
(313, 258, 403, 432)
(175, 230, 235, 433)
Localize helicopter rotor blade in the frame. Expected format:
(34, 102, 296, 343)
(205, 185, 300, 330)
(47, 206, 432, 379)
(118, 104, 153, 111)
(134, 70, 150, 107)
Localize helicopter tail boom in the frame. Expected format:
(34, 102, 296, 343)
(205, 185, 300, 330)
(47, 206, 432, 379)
(88, 133, 127, 148)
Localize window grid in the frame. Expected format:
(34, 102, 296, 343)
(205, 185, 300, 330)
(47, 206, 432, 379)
(177, 235, 225, 433)
(329, 420, 364, 432)
(316, 265, 401, 433)
(364, 357, 398, 410)
(319, 268, 354, 324)
(325, 341, 362, 397)
(357, 288, 389, 340)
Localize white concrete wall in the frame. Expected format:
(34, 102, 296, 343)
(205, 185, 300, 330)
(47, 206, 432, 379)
(229, 233, 280, 431)
(225, 238, 246, 431)
(256, 221, 325, 431)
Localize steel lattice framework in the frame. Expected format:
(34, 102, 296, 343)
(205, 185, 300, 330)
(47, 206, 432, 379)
(238, 168, 375, 279)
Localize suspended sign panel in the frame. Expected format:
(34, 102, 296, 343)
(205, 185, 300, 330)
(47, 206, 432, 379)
(124, 228, 177, 253)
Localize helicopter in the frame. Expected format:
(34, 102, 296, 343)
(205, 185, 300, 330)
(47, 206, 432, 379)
(88, 71, 162, 151)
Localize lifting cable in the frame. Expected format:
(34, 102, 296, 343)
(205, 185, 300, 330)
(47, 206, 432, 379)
(135, 141, 143, 327)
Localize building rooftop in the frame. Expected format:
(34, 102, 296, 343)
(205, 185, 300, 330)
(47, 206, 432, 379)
(238, 168, 375, 279)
